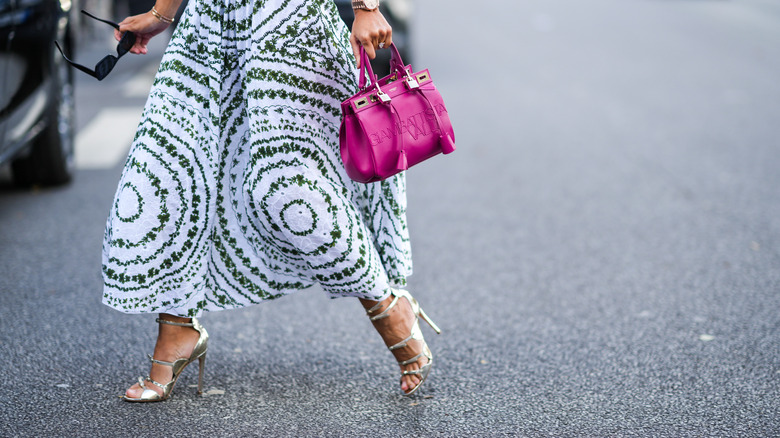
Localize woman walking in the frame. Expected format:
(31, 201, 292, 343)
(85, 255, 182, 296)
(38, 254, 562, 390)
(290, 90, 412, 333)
(102, 0, 440, 401)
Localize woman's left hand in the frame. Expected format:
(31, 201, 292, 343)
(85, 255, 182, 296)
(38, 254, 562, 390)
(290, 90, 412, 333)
(114, 12, 171, 55)
(350, 9, 392, 69)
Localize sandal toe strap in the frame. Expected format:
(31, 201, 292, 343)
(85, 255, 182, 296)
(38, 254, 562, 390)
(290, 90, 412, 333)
(401, 359, 433, 377)
(137, 374, 167, 390)
(402, 368, 425, 377)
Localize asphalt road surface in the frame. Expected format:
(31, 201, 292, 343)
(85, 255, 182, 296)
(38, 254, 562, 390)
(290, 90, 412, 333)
(1, 0, 779, 436)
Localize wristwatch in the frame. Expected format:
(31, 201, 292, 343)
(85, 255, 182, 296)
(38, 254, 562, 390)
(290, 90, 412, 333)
(352, 0, 379, 11)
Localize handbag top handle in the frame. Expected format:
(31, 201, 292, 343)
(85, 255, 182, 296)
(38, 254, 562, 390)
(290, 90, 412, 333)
(358, 43, 407, 91)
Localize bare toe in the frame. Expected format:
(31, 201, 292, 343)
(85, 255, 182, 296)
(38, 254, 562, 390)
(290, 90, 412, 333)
(401, 375, 419, 393)
(400, 355, 425, 393)
(125, 383, 143, 399)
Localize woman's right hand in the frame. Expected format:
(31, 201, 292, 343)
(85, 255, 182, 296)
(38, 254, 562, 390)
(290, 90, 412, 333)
(350, 9, 392, 69)
(114, 12, 171, 55)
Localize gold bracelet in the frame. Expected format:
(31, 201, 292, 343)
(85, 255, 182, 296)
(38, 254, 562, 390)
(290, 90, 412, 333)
(151, 6, 175, 24)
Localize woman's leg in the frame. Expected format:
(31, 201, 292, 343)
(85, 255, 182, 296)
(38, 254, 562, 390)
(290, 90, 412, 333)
(124, 313, 202, 398)
(359, 296, 428, 394)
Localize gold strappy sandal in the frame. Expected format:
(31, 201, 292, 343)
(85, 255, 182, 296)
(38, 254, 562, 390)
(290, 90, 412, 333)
(123, 317, 209, 403)
(367, 288, 442, 396)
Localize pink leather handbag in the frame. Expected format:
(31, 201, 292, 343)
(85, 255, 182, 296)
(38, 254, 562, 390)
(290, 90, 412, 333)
(339, 44, 456, 183)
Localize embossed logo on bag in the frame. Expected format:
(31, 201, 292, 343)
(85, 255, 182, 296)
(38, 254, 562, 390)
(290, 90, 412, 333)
(368, 104, 448, 146)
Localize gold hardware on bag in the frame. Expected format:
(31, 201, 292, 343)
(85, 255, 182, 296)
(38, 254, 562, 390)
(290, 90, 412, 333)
(405, 76, 419, 89)
(416, 72, 430, 83)
(355, 97, 369, 109)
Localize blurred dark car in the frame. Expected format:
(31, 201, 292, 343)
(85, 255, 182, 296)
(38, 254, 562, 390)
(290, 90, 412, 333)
(0, 0, 75, 186)
(333, 0, 412, 77)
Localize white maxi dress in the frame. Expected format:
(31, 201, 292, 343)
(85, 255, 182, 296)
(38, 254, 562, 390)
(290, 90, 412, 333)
(101, 0, 412, 317)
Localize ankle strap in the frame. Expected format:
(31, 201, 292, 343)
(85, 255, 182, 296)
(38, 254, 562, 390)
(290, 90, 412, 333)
(367, 295, 400, 322)
(366, 288, 399, 315)
(156, 317, 194, 327)
(365, 299, 386, 315)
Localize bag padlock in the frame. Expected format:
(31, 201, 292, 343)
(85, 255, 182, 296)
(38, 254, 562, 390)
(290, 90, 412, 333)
(375, 83, 391, 103)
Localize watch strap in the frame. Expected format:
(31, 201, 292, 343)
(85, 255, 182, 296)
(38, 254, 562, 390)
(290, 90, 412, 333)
(352, 0, 378, 10)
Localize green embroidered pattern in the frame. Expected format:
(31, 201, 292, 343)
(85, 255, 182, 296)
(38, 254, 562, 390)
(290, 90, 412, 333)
(102, 0, 411, 316)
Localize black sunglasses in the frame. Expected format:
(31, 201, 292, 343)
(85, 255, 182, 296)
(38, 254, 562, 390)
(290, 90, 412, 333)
(55, 10, 137, 81)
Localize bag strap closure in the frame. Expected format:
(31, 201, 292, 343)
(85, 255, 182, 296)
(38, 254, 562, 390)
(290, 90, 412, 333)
(390, 87, 456, 168)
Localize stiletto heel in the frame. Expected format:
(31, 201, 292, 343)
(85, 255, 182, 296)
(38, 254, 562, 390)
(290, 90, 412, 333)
(123, 317, 209, 403)
(418, 307, 441, 334)
(367, 288, 441, 396)
(197, 355, 206, 394)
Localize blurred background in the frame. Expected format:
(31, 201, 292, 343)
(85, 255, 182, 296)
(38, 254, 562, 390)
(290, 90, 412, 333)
(0, 0, 409, 185)
(1, 0, 779, 436)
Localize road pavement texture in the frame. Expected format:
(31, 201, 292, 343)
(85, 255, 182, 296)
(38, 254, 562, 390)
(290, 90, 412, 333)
(1, 0, 779, 436)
